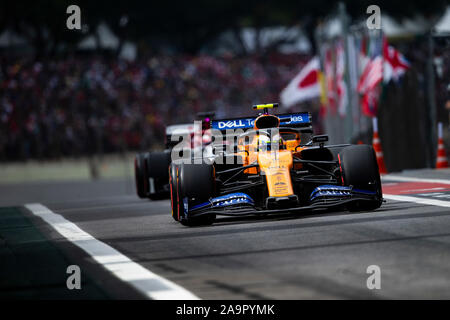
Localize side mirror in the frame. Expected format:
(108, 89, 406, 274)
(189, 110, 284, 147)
(312, 135, 329, 146)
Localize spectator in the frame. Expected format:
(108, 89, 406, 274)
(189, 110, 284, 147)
(0, 53, 309, 160)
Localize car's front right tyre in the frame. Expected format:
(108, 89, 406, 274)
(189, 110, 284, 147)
(169, 163, 181, 221)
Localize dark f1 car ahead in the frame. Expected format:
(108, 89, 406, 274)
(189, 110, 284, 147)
(134, 125, 182, 200)
(135, 112, 214, 200)
(169, 103, 383, 226)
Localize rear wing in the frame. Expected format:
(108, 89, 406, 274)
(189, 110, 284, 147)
(165, 123, 194, 149)
(211, 112, 312, 132)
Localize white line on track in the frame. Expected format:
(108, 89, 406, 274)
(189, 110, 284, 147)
(24, 203, 199, 300)
(382, 175, 450, 185)
(384, 194, 450, 208)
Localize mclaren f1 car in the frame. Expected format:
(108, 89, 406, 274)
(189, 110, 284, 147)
(169, 103, 383, 226)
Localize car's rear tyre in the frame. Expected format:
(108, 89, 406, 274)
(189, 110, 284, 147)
(177, 164, 216, 226)
(146, 151, 171, 200)
(338, 145, 383, 211)
(135, 153, 149, 198)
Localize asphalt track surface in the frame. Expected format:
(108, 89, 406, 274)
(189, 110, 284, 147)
(2, 168, 450, 299)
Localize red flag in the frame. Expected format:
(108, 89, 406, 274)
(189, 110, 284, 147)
(357, 55, 383, 94)
(361, 85, 380, 117)
(280, 57, 321, 108)
(336, 42, 347, 116)
(357, 41, 383, 117)
(383, 37, 410, 82)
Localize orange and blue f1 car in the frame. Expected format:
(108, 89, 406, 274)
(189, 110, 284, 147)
(169, 103, 383, 226)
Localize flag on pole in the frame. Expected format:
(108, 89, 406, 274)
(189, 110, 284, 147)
(324, 47, 336, 113)
(383, 37, 410, 83)
(336, 41, 348, 116)
(361, 84, 381, 117)
(357, 55, 383, 94)
(356, 36, 410, 117)
(280, 57, 321, 108)
(357, 33, 384, 117)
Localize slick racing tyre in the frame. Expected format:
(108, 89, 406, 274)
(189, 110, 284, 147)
(177, 163, 216, 226)
(146, 151, 171, 200)
(338, 145, 383, 211)
(169, 163, 181, 221)
(135, 153, 149, 199)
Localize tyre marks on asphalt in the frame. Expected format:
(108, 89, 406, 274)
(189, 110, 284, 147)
(24, 203, 198, 300)
(18, 175, 450, 299)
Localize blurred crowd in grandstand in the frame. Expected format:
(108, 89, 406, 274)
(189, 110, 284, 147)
(0, 53, 309, 160)
(0, 41, 448, 161)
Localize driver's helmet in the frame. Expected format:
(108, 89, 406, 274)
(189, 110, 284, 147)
(257, 132, 283, 151)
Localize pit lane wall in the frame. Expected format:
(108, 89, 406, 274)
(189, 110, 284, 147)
(0, 153, 135, 183)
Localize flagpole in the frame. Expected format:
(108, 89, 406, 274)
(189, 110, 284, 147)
(339, 2, 353, 143)
(427, 30, 437, 168)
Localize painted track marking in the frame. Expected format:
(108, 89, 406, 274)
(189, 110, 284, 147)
(25, 203, 199, 300)
(382, 175, 450, 185)
(382, 182, 450, 195)
(384, 194, 450, 208)
(382, 175, 450, 207)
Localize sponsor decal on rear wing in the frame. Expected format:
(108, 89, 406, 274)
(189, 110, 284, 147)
(211, 112, 311, 131)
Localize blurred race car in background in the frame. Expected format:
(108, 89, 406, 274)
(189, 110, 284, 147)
(134, 112, 214, 200)
(169, 103, 383, 226)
